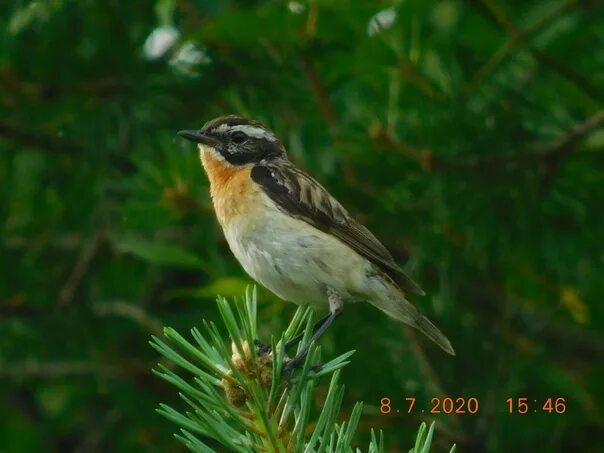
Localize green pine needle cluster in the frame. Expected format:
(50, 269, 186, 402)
(151, 288, 454, 452)
(151, 287, 371, 452)
(411, 422, 456, 453)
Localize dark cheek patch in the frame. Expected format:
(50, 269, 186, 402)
(257, 139, 282, 159)
(221, 138, 283, 165)
(221, 147, 254, 165)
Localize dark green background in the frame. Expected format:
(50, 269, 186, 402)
(1, 0, 603, 451)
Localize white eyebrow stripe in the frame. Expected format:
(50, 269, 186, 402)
(215, 123, 277, 141)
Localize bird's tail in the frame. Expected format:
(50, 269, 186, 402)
(413, 313, 455, 356)
(370, 297, 455, 355)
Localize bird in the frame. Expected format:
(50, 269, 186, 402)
(178, 115, 455, 364)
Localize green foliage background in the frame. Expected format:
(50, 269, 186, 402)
(1, 0, 603, 451)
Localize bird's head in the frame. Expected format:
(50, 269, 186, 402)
(178, 115, 286, 165)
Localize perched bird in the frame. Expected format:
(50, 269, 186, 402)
(178, 116, 454, 363)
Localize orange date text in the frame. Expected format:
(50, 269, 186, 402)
(379, 397, 479, 415)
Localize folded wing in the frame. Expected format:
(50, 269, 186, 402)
(251, 162, 425, 296)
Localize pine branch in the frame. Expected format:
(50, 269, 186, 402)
(0, 120, 82, 154)
(467, 0, 604, 103)
(463, 0, 578, 93)
(151, 287, 456, 452)
(374, 110, 604, 172)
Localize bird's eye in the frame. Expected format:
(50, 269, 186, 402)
(231, 131, 248, 144)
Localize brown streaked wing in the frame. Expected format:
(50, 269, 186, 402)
(250, 161, 425, 296)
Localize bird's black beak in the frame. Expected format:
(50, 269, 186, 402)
(177, 130, 221, 146)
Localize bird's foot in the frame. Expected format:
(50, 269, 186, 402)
(283, 349, 322, 375)
(255, 340, 324, 377)
(254, 334, 310, 356)
(282, 337, 311, 373)
(284, 355, 304, 373)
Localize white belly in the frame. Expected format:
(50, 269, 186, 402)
(222, 197, 368, 307)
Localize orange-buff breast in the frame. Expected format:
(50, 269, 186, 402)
(200, 151, 258, 226)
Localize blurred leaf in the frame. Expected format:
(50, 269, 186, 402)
(178, 277, 250, 298)
(560, 286, 589, 324)
(115, 235, 204, 269)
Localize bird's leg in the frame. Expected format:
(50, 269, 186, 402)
(253, 312, 332, 355)
(285, 288, 344, 371)
(284, 311, 333, 350)
(255, 301, 339, 356)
